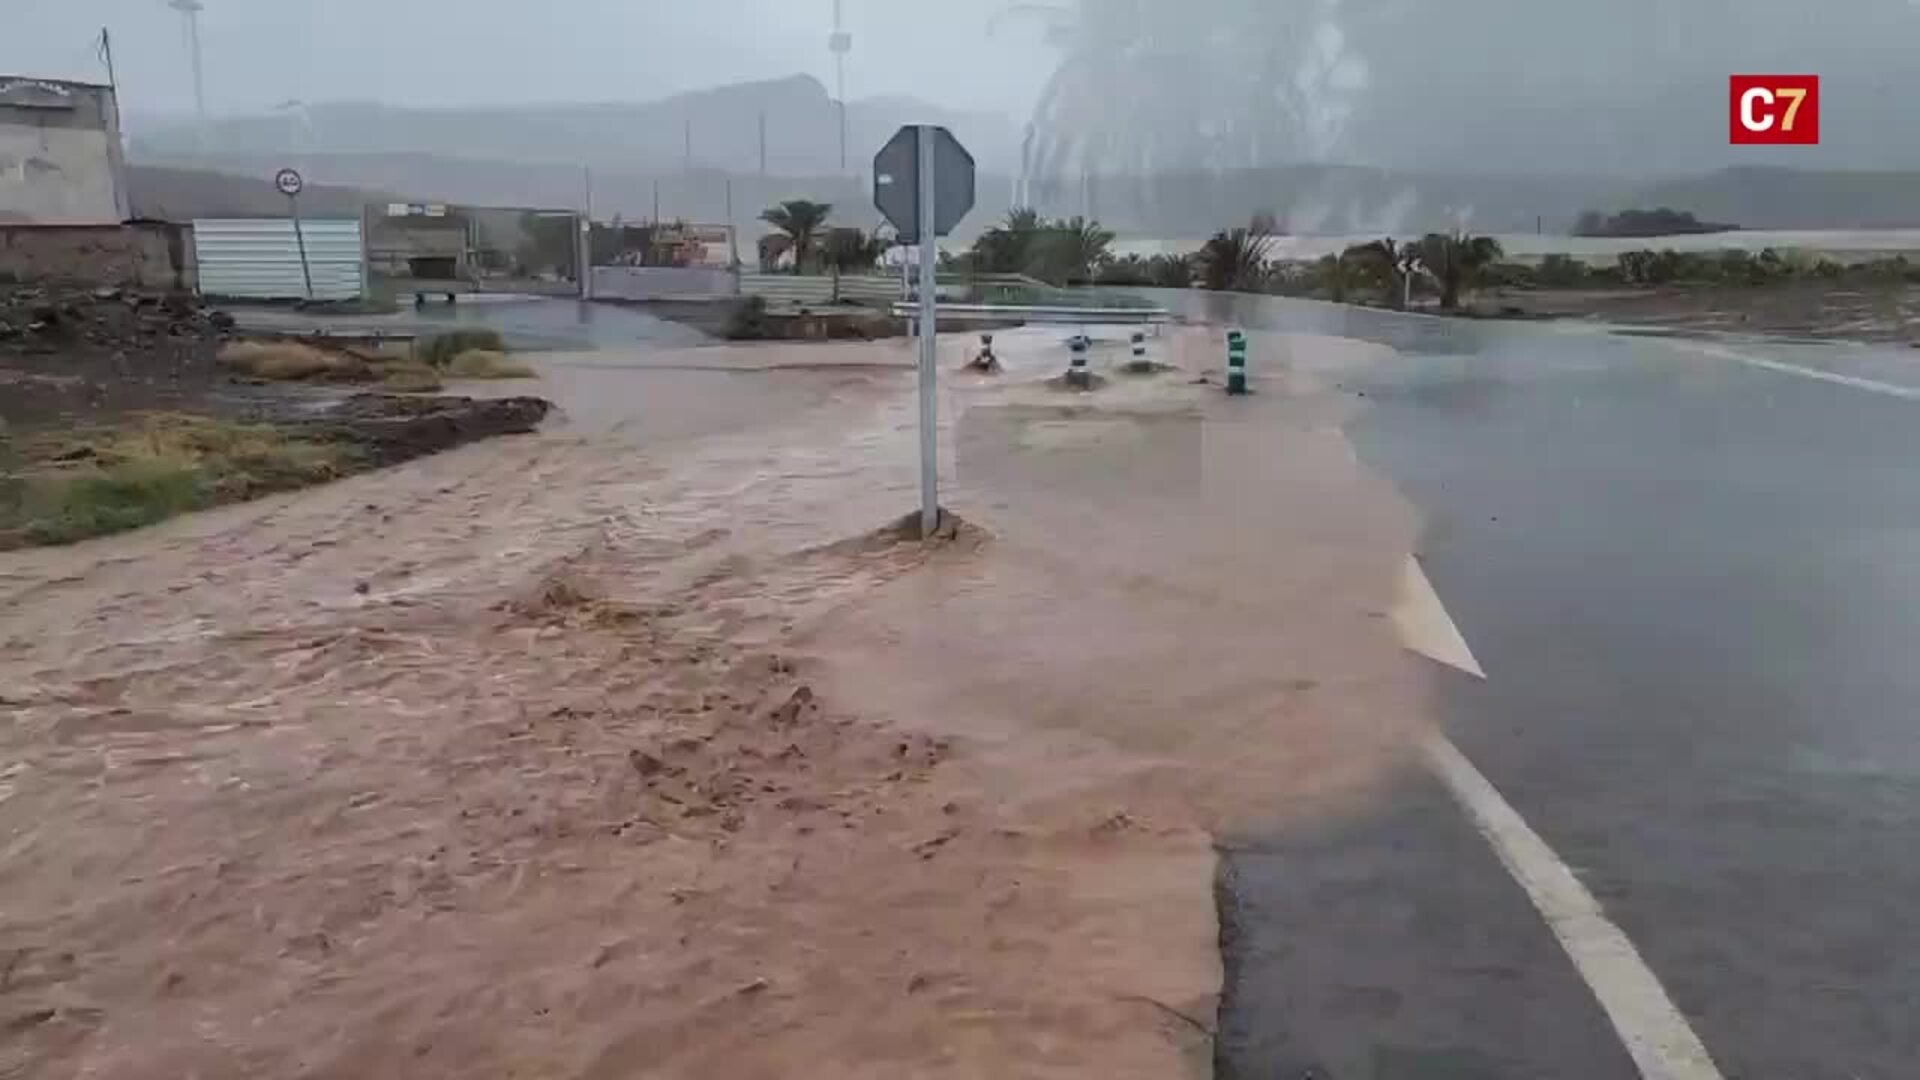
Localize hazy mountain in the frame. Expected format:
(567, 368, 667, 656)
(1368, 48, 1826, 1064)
(129, 75, 1019, 177)
(125, 165, 397, 222)
(121, 71, 1920, 237)
(1607, 168, 1920, 231)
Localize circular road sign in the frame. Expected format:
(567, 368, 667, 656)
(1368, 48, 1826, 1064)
(273, 167, 305, 197)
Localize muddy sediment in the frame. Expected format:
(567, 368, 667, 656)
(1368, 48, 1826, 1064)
(294, 392, 552, 464)
(0, 326, 1428, 1078)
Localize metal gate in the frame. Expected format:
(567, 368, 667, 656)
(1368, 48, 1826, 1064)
(192, 218, 365, 301)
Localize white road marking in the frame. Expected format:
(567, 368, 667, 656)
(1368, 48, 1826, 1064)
(1390, 556, 1485, 678)
(1392, 557, 1727, 1079)
(1686, 342, 1920, 401)
(1422, 735, 1726, 1080)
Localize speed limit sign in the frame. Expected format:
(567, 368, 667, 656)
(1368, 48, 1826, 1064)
(273, 167, 304, 197)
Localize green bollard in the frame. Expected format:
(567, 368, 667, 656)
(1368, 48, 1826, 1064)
(1226, 330, 1248, 395)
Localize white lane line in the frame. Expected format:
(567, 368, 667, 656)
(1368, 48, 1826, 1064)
(1393, 558, 1726, 1079)
(1391, 556, 1485, 678)
(1422, 736, 1725, 1080)
(1685, 341, 1920, 401)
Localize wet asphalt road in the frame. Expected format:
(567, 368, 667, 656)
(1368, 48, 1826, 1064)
(1170, 294, 1920, 1079)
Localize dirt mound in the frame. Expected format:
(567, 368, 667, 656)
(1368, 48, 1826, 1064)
(0, 285, 237, 427)
(299, 393, 552, 464)
(0, 284, 232, 349)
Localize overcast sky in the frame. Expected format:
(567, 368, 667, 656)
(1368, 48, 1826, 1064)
(2, 0, 1052, 120)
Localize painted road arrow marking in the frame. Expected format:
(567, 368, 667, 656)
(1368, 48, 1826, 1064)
(1392, 552, 1726, 1080)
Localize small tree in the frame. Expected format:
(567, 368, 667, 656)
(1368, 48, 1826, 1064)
(1031, 216, 1115, 285)
(821, 228, 889, 301)
(1150, 252, 1195, 288)
(1411, 232, 1505, 309)
(1198, 223, 1275, 291)
(759, 199, 832, 275)
(1347, 238, 1414, 308)
(968, 207, 1044, 276)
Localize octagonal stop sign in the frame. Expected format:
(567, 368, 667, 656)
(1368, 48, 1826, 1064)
(873, 125, 975, 244)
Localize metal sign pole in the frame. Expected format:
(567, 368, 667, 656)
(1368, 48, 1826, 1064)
(288, 193, 314, 301)
(915, 125, 939, 537)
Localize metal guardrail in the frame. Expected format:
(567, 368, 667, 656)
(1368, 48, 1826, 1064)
(889, 302, 1170, 325)
(742, 273, 904, 305)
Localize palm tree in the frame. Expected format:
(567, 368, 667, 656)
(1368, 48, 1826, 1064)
(1345, 238, 1414, 307)
(1411, 232, 1504, 309)
(969, 207, 1046, 276)
(822, 228, 890, 301)
(1198, 223, 1275, 292)
(1032, 216, 1116, 284)
(759, 199, 832, 275)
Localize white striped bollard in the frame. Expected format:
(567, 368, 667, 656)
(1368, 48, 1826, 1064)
(1226, 330, 1248, 395)
(1066, 334, 1091, 389)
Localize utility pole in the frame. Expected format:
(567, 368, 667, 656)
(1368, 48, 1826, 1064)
(98, 27, 133, 220)
(829, 0, 852, 176)
(168, 0, 209, 151)
(684, 116, 693, 172)
(724, 177, 739, 269)
(652, 179, 661, 226)
(579, 165, 594, 300)
(758, 110, 768, 177)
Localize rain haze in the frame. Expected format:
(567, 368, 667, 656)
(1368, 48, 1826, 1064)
(16, 6, 1920, 1080)
(10, 1, 1920, 234)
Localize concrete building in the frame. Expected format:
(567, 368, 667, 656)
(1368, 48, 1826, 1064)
(0, 76, 130, 225)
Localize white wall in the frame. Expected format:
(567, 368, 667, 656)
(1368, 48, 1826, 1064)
(590, 265, 738, 301)
(0, 122, 120, 224)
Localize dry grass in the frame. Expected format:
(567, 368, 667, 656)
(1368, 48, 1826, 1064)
(0, 414, 360, 548)
(217, 340, 369, 382)
(218, 339, 449, 392)
(379, 360, 444, 393)
(445, 349, 536, 380)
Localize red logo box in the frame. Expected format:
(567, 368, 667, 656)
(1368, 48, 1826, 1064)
(1730, 75, 1820, 145)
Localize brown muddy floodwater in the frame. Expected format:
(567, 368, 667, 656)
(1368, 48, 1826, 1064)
(0, 326, 1431, 1079)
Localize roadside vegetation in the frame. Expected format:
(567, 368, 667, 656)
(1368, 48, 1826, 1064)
(0, 414, 360, 548)
(737, 195, 1920, 322)
(217, 331, 535, 391)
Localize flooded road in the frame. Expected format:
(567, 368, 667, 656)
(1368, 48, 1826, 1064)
(0, 324, 1427, 1078)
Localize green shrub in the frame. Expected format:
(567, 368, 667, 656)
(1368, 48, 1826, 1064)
(723, 295, 773, 340)
(1481, 262, 1538, 289)
(1, 416, 358, 548)
(1536, 254, 1588, 287)
(18, 458, 205, 544)
(418, 329, 508, 368)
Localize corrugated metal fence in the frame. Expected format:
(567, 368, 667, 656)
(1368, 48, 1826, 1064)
(740, 272, 905, 305)
(192, 218, 365, 301)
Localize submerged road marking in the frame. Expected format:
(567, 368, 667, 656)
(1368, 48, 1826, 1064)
(1394, 558, 1726, 1080)
(1687, 342, 1920, 401)
(1390, 556, 1485, 678)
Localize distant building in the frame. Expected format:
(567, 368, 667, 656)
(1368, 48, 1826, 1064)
(0, 76, 129, 225)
